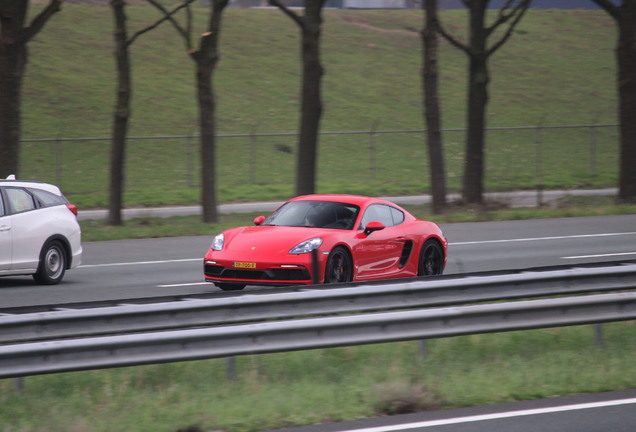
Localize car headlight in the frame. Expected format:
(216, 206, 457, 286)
(211, 233, 225, 251)
(289, 237, 323, 254)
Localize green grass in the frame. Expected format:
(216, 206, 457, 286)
(19, 5, 619, 208)
(2, 322, 635, 432)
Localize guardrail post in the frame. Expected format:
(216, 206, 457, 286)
(226, 357, 236, 381)
(14, 377, 24, 394)
(417, 340, 427, 359)
(594, 324, 604, 348)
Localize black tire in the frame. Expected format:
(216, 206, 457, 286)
(417, 239, 444, 276)
(324, 246, 353, 284)
(33, 240, 67, 285)
(215, 283, 246, 291)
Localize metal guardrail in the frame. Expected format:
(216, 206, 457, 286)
(2, 265, 636, 344)
(1, 264, 635, 379)
(1, 292, 635, 379)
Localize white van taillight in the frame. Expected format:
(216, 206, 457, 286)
(66, 204, 78, 217)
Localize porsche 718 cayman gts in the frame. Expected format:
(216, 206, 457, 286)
(204, 194, 447, 290)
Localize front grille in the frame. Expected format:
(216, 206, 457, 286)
(268, 268, 312, 281)
(205, 264, 224, 277)
(221, 269, 266, 279)
(205, 264, 311, 282)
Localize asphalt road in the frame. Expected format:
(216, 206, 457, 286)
(270, 389, 636, 432)
(1, 213, 635, 308)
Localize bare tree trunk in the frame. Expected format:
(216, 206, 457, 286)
(437, 0, 530, 205)
(0, 18, 24, 178)
(462, 1, 489, 204)
(296, 9, 323, 196)
(422, 0, 446, 213)
(0, 0, 62, 178)
(195, 48, 219, 223)
(592, 0, 636, 203)
(616, 3, 636, 202)
(109, 0, 131, 226)
(271, 0, 326, 197)
(190, 0, 229, 223)
(463, 52, 489, 204)
(107, 0, 198, 225)
(144, 0, 224, 223)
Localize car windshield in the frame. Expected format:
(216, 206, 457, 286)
(264, 200, 359, 230)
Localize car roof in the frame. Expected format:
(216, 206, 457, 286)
(0, 178, 63, 195)
(289, 194, 396, 208)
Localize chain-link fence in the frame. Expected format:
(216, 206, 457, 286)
(19, 123, 619, 201)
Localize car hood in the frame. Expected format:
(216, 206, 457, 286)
(223, 225, 326, 254)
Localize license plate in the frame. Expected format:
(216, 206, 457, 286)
(233, 261, 256, 269)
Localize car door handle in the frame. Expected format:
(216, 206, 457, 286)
(0, 225, 11, 232)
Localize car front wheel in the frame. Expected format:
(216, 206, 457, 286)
(33, 240, 67, 285)
(324, 246, 353, 284)
(418, 239, 444, 276)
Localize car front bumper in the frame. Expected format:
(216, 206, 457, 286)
(204, 250, 324, 286)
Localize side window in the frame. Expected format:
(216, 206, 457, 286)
(360, 204, 394, 228)
(6, 188, 36, 214)
(390, 207, 405, 226)
(29, 188, 66, 207)
(0, 190, 5, 217)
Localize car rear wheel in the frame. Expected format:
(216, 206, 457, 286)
(417, 239, 444, 276)
(324, 246, 352, 284)
(215, 283, 246, 291)
(33, 240, 67, 285)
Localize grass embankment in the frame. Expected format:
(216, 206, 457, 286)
(21, 5, 618, 208)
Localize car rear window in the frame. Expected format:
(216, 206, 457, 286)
(390, 206, 405, 225)
(359, 204, 405, 228)
(29, 188, 68, 207)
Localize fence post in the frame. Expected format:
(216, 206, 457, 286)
(368, 121, 378, 181)
(55, 136, 63, 188)
(589, 125, 597, 174)
(186, 132, 195, 188)
(249, 130, 257, 185)
(534, 123, 544, 207)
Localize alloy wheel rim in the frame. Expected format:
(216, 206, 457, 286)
(45, 247, 63, 279)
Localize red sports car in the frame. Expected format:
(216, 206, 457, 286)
(204, 194, 448, 291)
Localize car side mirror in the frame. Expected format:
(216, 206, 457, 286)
(363, 220, 385, 236)
(253, 216, 266, 225)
